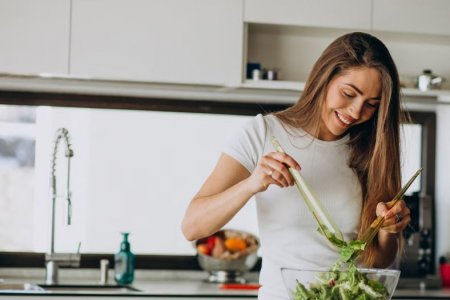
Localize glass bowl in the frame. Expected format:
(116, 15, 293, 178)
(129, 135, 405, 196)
(281, 266, 400, 300)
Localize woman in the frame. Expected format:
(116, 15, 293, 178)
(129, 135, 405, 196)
(182, 32, 411, 299)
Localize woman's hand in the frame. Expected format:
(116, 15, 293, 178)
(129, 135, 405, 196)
(376, 200, 411, 234)
(245, 152, 301, 194)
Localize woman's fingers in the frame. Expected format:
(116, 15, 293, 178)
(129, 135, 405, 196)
(382, 214, 411, 234)
(263, 159, 292, 187)
(382, 213, 411, 233)
(255, 152, 301, 190)
(271, 169, 290, 187)
(262, 163, 291, 188)
(263, 152, 301, 186)
(376, 202, 390, 218)
(270, 152, 301, 171)
(260, 164, 285, 188)
(377, 200, 411, 233)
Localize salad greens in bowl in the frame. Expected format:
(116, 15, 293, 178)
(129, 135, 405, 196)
(281, 263, 400, 300)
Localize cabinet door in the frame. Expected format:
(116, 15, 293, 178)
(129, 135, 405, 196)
(373, 0, 450, 36)
(0, 0, 70, 75)
(244, 0, 371, 30)
(70, 0, 243, 86)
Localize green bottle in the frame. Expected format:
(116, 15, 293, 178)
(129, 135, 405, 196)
(114, 232, 135, 285)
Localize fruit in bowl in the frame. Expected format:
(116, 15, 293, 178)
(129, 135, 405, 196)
(194, 229, 259, 283)
(195, 229, 259, 260)
(281, 264, 400, 300)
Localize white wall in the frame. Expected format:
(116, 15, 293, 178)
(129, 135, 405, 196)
(32, 108, 258, 255)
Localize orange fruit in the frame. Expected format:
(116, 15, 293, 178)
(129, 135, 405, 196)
(224, 237, 247, 252)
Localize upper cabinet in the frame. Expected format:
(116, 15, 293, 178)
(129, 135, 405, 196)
(0, 0, 70, 75)
(70, 0, 244, 86)
(242, 0, 450, 95)
(245, 0, 450, 37)
(1, 0, 449, 94)
(373, 0, 450, 36)
(244, 0, 372, 30)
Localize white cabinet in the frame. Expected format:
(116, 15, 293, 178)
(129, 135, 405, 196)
(244, 0, 372, 30)
(373, 0, 450, 36)
(246, 0, 450, 37)
(70, 0, 244, 86)
(0, 0, 70, 75)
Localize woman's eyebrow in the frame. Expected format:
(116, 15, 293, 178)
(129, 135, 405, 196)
(344, 83, 381, 100)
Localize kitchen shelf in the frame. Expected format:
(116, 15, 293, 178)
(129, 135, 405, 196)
(0, 74, 448, 112)
(241, 79, 305, 91)
(401, 88, 450, 102)
(241, 79, 450, 105)
(244, 22, 450, 108)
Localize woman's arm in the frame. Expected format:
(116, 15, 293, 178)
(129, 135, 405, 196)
(372, 200, 410, 268)
(374, 231, 401, 268)
(181, 152, 299, 241)
(181, 154, 254, 241)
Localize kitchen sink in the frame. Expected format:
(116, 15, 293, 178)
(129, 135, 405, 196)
(0, 283, 141, 293)
(37, 284, 142, 293)
(0, 283, 44, 291)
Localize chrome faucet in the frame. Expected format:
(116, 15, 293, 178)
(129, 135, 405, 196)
(45, 128, 80, 285)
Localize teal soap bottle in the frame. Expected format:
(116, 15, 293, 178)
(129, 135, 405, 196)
(114, 232, 135, 285)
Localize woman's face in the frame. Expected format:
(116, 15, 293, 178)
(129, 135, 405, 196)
(319, 67, 382, 141)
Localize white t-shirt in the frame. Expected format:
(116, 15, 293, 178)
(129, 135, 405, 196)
(223, 114, 362, 300)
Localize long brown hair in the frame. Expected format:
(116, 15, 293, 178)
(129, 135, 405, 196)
(275, 32, 405, 267)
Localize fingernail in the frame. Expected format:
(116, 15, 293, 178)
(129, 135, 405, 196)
(296, 165, 301, 170)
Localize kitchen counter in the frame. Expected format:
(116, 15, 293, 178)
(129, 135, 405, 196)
(0, 268, 258, 298)
(1, 268, 450, 299)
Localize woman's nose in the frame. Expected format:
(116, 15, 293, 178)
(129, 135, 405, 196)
(348, 102, 363, 119)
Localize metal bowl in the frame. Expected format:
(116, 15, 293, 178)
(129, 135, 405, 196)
(194, 229, 259, 283)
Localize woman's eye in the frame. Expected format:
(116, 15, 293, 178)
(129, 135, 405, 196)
(366, 102, 378, 108)
(343, 92, 355, 98)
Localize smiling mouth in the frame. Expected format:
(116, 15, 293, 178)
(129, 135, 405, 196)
(335, 111, 354, 127)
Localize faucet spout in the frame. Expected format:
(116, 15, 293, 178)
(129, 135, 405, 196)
(50, 128, 74, 254)
(46, 128, 79, 285)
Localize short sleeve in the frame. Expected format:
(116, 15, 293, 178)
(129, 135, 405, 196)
(222, 114, 267, 173)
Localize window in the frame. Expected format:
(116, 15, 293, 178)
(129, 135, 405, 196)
(0, 105, 36, 251)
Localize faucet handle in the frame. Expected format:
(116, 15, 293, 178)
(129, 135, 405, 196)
(65, 148, 74, 158)
(99, 259, 110, 285)
(77, 242, 82, 254)
(45, 253, 81, 268)
(67, 191, 72, 225)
